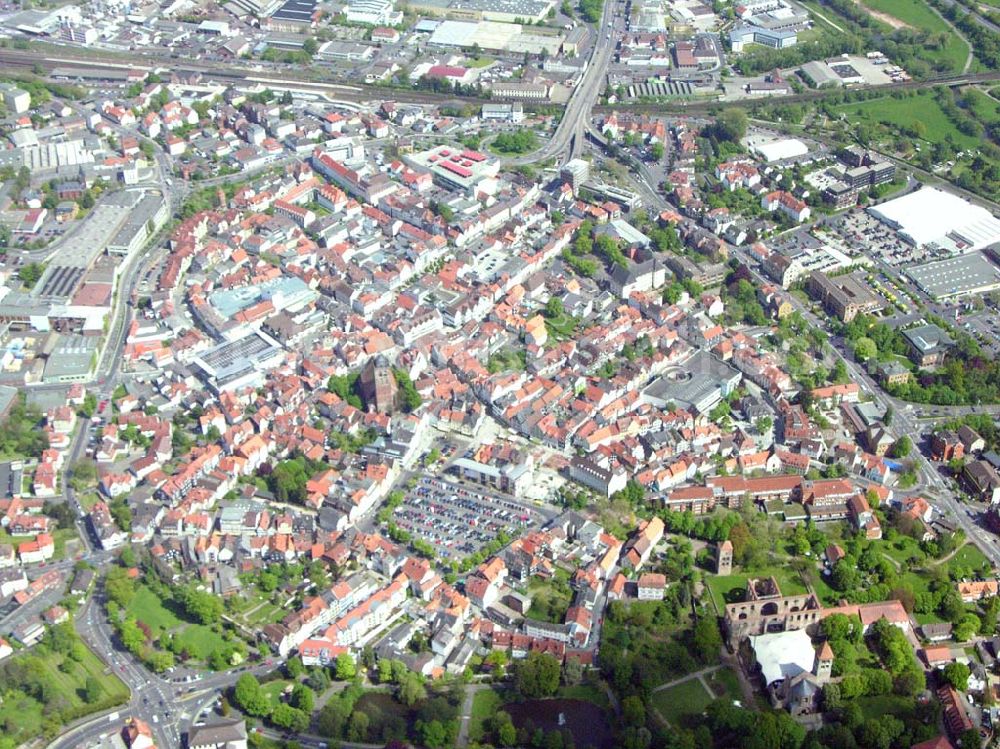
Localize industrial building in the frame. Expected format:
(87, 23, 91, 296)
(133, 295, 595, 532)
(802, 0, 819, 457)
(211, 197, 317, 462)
(641, 351, 742, 414)
(407, 0, 555, 23)
(406, 146, 500, 196)
(192, 331, 285, 392)
(868, 187, 1000, 251)
(907, 252, 1000, 301)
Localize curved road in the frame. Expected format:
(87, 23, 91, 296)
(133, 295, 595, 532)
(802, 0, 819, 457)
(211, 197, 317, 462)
(503, 0, 619, 167)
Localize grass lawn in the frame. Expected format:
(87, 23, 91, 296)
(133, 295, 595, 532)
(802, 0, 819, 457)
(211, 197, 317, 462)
(125, 585, 180, 635)
(861, 0, 968, 72)
(832, 92, 980, 149)
(544, 311, 578, 341)
(0, 638, 128, 744)
(52, 527, 78, 560)
(704, 668, 742, 702)
(76, 491, 101, 512)
(245, 602, 285, 626)
(882, 535, 924, 565)
(465, 57, 494, 68)
(812, 570, 842, 606)
(898, 570, 933, 596)
(555, 683, 611, 709)
(651, 678, 714, 725)
(946, 543, 990, 575)
(0, 530, 33, 548)
(705, 569, 807, 610)
(527, 576, 573, 624)
(262, 679, 293, 708)
(172, 624, 227, 661)
(856, 693, 920, 721)
(469, 688, 505, 742)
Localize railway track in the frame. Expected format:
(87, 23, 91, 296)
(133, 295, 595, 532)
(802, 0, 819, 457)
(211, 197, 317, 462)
(0, 47, 481, 107)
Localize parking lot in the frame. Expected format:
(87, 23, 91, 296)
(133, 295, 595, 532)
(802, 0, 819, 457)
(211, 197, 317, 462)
(825, 209, 949, 267)
(392, 476, 549, 560)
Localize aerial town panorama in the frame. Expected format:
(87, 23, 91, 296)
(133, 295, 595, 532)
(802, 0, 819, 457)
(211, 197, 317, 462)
(8, 0, 1000, 748)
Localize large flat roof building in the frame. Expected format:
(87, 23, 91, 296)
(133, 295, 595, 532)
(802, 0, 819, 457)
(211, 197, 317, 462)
(406, 146, 500, 196)
(869, 187, 1000, 250)
(906, 251, 1000, 300)
(192, 331, 285, 392)
(641, 350, 741, 414)
(407, 0, 556, 22)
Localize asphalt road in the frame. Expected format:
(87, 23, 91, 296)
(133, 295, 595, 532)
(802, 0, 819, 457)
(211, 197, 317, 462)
(732, 243, 1000, 567)
(55, 589, 277, 749)
(504, 0, 619, 168)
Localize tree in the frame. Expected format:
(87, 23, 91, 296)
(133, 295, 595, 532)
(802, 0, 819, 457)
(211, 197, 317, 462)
(954, 613, 981, 642)
(67, 459, 97, 491)
(335, 652, 356, 680)
(831, 359, 849, 384)
(83, 675, 102, 703)
(650, 142, 664, 161)
(492, 130, 540, 155)
(691, 616, 722, 663)
(515, 652, 561, 698)
(302, 37, 318, 56)
(18, 263, 44, 289)
(233, 674, 271, 718)
(393, 368, 422, 413)
(622, 695, 646, 727)
(891, 436, 912, 458)
(831, 560, 860, 591)
(418, 719, 448, 749)
(105, 565, 136, 607)
(854, 336, 877, 361)
(706, 108, 748, 143)
(561, 656, 583, 685)
(942, 661, 970, 691)
(545, 297, 564, 318)
(291, 683, 315, 713)
(727, 522, 751, 565)
(399, 673, 427, 706)
(178, 587, 223, 625)
(496, 712, 517, 747)
(272, 704, 309, 733)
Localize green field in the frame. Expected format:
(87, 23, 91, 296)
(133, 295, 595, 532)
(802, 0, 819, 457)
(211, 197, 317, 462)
(881, 535, 924, 565)
(704, 668, 742, 702)
(125, 585, 180, 634)
(0, 637, 129, 743)
(555, 683, 611, 709)
(262, 679, 293, 707)
(544, 311, 579, 341)
(832, 92, 980, 148)
(857, 693, 921, 721)
(651, 678, 714, 725)
(946, 543, 990, 575)
(861, 0, 969, 72)
(469, 688, 505, 742)
(705, 570, 808, 610)
(172, 624, 227, 660)
(811, 570, 842, 606)
(960, 87, 1000, 121)
(527, 575, 573, 623)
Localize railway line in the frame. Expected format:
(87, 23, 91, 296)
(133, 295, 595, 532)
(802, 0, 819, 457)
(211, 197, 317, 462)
(5, 45, 1000, 118)
(0, 47, 479, 107)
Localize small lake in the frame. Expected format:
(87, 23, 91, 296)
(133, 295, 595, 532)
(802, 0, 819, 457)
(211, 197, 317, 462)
(503, 698, 614, 749)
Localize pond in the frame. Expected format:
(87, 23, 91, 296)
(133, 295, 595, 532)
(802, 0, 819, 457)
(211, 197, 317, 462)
(503, 698, 614, 749)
